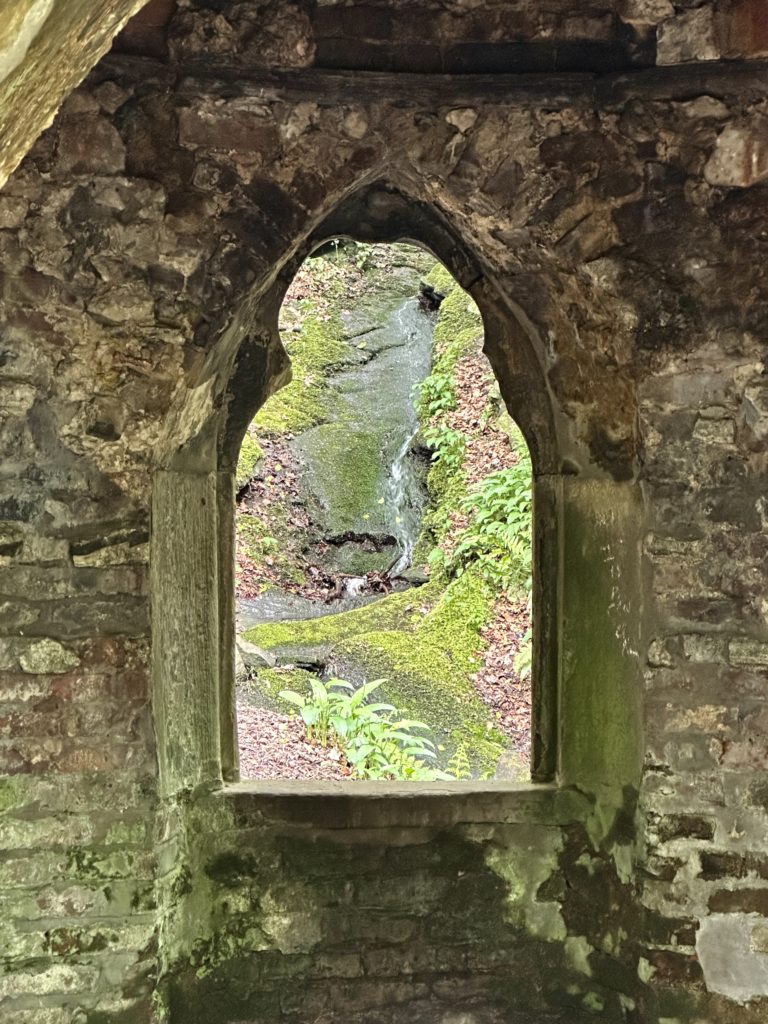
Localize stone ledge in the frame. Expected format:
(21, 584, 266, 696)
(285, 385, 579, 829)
(215, 780, 589, 830)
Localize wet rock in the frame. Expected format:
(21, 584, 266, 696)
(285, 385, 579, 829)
(237, 640, 277, 671)
(398, 566, 430, 586)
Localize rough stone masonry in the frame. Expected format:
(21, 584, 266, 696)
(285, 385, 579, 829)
(1, 1, 768, 1022)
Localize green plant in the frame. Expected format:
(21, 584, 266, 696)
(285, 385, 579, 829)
(449, 459, 533, 592)
(423, 424, 466, 474)
(447, 743, 472, 780)
(416, 369, 456, 419)
(278, 678, 452, 781)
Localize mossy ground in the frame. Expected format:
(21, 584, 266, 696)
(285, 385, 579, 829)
(236, 431, 263, 490)
(240, 666, 319, 711)
(244, 570, 506, 774)
(252, 315, 351, 437)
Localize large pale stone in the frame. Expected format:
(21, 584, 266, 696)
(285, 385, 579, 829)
(705, 125, 768, 188)
(657, 6, 719, 64)
(19, 638, 79, 673)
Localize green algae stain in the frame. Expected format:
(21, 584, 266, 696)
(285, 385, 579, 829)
(0, 777, 20, 813)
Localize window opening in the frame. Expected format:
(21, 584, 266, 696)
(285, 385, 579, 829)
(233, 242, 533, 782)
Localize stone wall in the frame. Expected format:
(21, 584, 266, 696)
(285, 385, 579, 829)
(0, 2, 768, 1021)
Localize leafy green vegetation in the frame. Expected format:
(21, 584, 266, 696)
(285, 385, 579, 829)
(446, 459, 533, 592)
(278, 677, 450, 781)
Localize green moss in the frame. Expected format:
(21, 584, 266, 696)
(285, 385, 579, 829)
(254, 316, 351, 436)
(236, 432, 263, 490)
(296, 421, 387, 535)
(425, 262, 458, 296)
(433, 285, 482, 354)
(243, 584, 435, 650)
(245, 666, 319, 709)
(0, 777, 19, 813)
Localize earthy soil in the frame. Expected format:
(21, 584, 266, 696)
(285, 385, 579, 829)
(446, 346, 533, 763)
(237, 702, 350, 780)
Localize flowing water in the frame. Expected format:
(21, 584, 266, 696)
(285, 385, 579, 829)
(383, 302, 432, 574)
(237, 283, 435, 638)
(290, 295, 433, 579)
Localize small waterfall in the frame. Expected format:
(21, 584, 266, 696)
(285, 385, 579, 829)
(388, 428, 420, 575)
(385, 301, 432, 576)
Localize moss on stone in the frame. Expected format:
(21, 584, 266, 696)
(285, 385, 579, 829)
(425, 262, 457, 297)
(243, 584, 434, 651)
(253, 315, 351, 436)
(235, 431, 263, 490)
(294, 420, 388, 536)
(433, 285, 482, 355)
(0, 777, 19, 813)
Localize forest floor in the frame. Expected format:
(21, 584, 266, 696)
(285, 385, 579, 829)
(234, 248, 531, 780)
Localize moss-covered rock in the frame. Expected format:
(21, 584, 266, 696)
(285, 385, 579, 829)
(291, 420, 390, 538)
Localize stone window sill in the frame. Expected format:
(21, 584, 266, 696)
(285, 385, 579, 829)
(217, 780, 588, 829)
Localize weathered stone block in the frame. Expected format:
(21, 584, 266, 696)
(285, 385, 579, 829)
(657, 813, 716, 843)
(729, 638, 768, 666)
(178, 107, 279, 155)
(705, 125, 768, 188)
(681, 634, 724, 663)
(0, 194, 27, 228)
(18, 638, 79, 674)
(55, 115, 126, 175)
(709, 887, 768, 914)
(657, 6, 719, 64)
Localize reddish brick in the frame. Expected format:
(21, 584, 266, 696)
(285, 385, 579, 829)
(716, 0, 768, 57)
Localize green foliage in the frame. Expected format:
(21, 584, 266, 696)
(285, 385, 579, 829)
(278, 678, 451, 781)
(417, 369, 456, 419)
(449, 459, 533, 592)
(422, 424, 466, 475)
(447, 743, 472, 780)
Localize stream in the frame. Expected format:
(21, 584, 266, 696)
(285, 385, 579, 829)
(236, 281, 434, 635)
